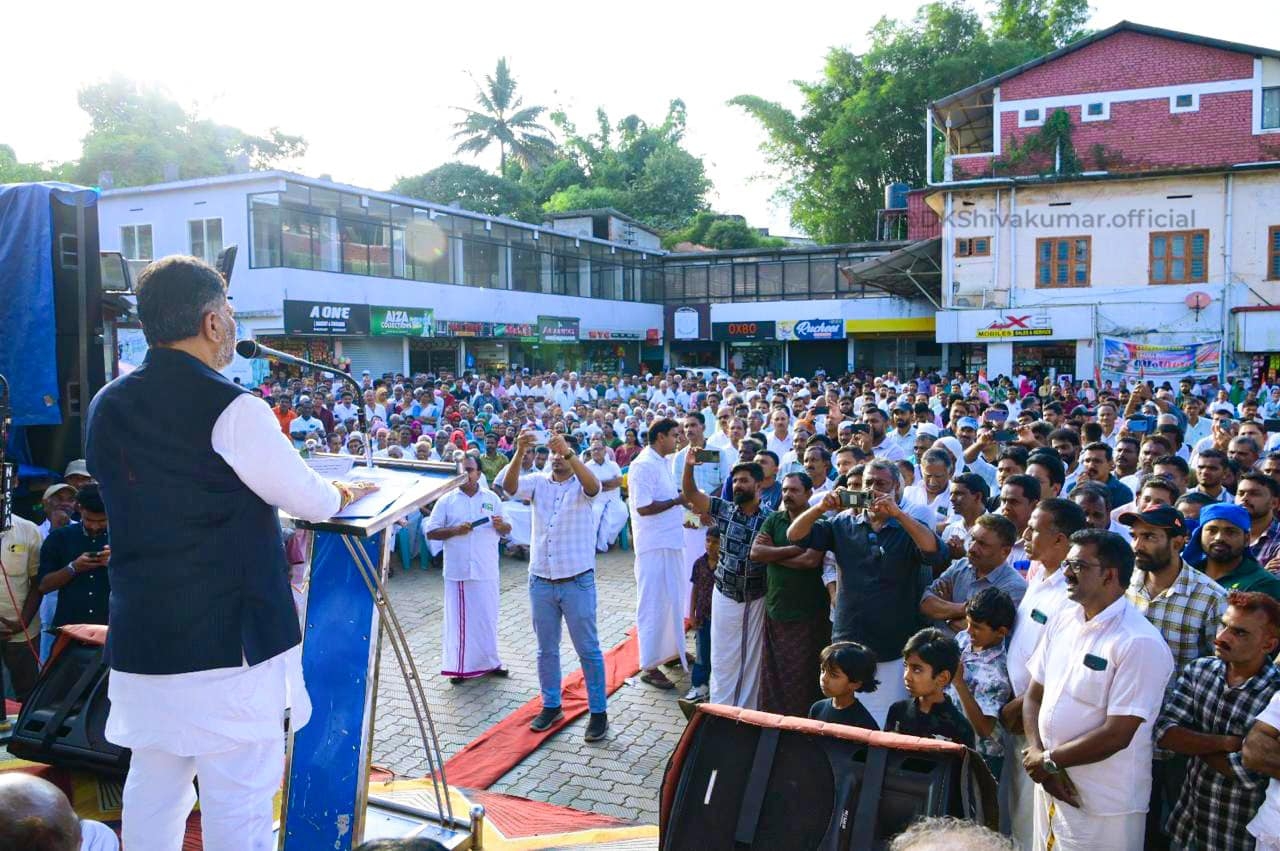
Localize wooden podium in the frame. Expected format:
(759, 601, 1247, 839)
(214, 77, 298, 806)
(278, 457, 472, 850)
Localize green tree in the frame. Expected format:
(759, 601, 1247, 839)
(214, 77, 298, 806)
(732, 0, 1088, 242)
(392, 163, 537, 221)
(991, 0, 1090, 52)
(662, 211, 785, 250)
(71, 78, 306, 187)
(0, 145, 63, 183)
(453, 58, 556, 173)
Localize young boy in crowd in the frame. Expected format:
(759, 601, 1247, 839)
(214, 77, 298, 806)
(885, 628, 976, 748)
(679, 525, 719, 718)
(950, 587, 1015, 778)
(808, 642, 880, 730)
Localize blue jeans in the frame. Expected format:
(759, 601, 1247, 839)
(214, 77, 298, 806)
(690, 619, 711, 688)
(529, 571, 607, 714)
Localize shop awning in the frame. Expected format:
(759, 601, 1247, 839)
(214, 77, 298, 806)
(839, 238, 941, 308)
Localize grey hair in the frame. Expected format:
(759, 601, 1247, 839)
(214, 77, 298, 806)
(864, 458, 901, 488)
(889, 817, 1017, 851)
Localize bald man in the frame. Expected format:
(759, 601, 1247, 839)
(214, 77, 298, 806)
(0, 773, 118, 850)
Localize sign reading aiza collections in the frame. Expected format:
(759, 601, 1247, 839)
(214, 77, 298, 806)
(370, 306, 433, 337)
(712, 321, 776, 341)
(283, 300, 370, 336)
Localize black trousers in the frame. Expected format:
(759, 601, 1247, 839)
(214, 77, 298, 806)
(0, 638, 40, 719)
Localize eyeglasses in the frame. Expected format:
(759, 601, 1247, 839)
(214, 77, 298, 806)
(1061, 558, 1101, 575)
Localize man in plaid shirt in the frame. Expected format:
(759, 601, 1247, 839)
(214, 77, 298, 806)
(1155, 591, 1280, 851)
(1122, 505, 1229, 849)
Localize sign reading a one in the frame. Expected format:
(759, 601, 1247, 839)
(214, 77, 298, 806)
(370, 306, 433, 337)
(283, 300, 370, 336)
(538, 315, 580, 343)
(974, 314, 1054, 339)
(712, 320, 777, 341)
(777, 318, 844, 341)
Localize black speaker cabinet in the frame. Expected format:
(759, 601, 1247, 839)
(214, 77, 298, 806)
(7, 632, 129, 775)
(660, 705, 996, 851)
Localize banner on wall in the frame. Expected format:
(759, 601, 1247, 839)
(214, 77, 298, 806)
(370, 306, 433, 337)
(777, 319, 844, 341)
(1100, 337, 1222, 380)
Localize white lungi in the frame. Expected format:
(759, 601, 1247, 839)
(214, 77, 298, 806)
(681, 524, 707, 613)
(441, 578, 503, 677)
(1001, 730, 1035, 846)
(709, 589, 765, 709)
(635, 548, 689, 670)
(501, 501, 533, 547)
(593, 497, 629, 552)
(1032, 784, 1146, 850)
(860, 658, 908, 729)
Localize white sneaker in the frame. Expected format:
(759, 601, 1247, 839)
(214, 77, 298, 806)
(683, 684, 709, 702)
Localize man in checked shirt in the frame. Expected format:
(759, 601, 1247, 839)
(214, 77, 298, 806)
(1121, 505, 1228, 850)
(1155, 591, 1280, 851)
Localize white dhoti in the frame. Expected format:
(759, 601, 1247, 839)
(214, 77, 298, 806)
(635, 548, 689, 671)
(1001, 730, 1035, 845)
(1032, 785, 1146, 851)
(441, 578, 502, 678)
(709, 589, 765, 709)
(593, 498, 629, 552)
(501, 501, 533, 547)
(681, 525, 707, 613)
(860, 658, 908, 729)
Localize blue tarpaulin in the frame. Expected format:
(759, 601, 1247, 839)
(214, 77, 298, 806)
(0, 182, 98, 427)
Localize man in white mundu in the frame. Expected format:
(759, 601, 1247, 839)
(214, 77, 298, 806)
(424, 454, 510, 683)
(628, 418, 691, 690)
(584, 440, 627, 552)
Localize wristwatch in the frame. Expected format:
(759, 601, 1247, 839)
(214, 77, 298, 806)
(1042, 750, 1061, 774)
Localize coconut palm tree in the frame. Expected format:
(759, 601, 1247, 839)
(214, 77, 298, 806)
(453, 58, 555, 173)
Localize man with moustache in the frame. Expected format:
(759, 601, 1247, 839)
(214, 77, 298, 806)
(1021, 529, 1174, 850)
(750, 472, 829, 716)
(863, 406, 907, 461)
(1119, 505, 1228, 849)
(1156, 592, 1280, 851)
(681, 458, 771, 709)
(1193, 503, 1280, 599)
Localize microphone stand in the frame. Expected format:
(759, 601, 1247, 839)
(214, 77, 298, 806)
(0, 372, 12, 533)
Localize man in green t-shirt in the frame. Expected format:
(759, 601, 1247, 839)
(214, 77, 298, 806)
(749, 471, 831, 716)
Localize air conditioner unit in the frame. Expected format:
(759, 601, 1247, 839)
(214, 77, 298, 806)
(951, 289, 1011, 309)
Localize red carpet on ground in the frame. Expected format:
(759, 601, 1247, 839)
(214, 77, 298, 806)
(440, 626, 641, 789)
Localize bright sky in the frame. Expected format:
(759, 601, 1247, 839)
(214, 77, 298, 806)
(3, 0, 1275, 236)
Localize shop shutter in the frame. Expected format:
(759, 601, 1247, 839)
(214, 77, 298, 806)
(340, 337, 404, 379)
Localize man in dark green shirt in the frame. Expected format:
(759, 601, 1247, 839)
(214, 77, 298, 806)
(1194, 503, 1280, 599)
(749, 471, 829, 716)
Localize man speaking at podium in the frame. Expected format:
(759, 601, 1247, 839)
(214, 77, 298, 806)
(85, 256, 377, 851)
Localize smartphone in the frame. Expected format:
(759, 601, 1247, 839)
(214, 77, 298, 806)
(993, 429, 1019, 443)
(986, 409, 1008, 422)
(1126, 416, 1152, 434)
(530, 430, 550, 446)
(839, 490, 873, 509)
(1266, 419, 1280, 433)
(470, 516, 491, 528)
(694, 449, 720, 463)
(851, 423, 871, 434)
(813, 406, 829, 416)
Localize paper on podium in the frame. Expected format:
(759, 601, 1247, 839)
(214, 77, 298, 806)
(305, 455, 355, 478)
(333, 464, 424, 519)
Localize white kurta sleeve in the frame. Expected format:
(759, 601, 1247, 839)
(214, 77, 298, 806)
(211, 394, 342, 522)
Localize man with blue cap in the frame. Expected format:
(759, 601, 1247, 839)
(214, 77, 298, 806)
(1190, 503, 1280, 599)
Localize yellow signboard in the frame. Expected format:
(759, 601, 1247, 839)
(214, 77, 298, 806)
(843, 317, 936, 334)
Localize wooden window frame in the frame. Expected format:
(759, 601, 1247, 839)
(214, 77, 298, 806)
(955, 236, 991, 258)
(1034, 236, 1091, 288)
(1149, 229, 1209, 285)
(1269, 226, 1280, 281)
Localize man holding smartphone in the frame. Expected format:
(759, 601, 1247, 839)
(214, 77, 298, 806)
(36, 484, 112, 631)
(425, 455, 511, 684)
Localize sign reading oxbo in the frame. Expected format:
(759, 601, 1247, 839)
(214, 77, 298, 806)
(712, 320, 776, 341)
(777, 318, 844, 341)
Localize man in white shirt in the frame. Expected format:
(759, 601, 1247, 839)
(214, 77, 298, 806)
(501, 430, 608, 742)
(765, 409, 793, 458)
(584, 441, 627, 552)
(998, 497, 1087, 845)
(884, 403, 918, 459)
(863, 406, 907, 461)
(424, 455, 511, 684)
(1021, 528, 1174, 851)
(0, 511, 42, 727)
(332, 390, 358, 426)
(629, 419, 691, 690)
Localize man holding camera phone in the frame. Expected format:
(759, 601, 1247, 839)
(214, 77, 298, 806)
(786, 459, 950, 726)
(36, 484, 112, 631)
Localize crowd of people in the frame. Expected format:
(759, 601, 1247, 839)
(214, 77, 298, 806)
(14, 352, 1280, 849)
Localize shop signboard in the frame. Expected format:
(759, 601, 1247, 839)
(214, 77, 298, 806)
(283, 299, 370, 336)
(493, 323, 539, 342)
(538, 315, 580, 343)
(1100, 337, 1221, 380)
(712, 320, 776, 341)
(935, 306, 1094, 344)
(437, 320, 490, 337)
(370, 306, 433, 337)
(974, 314, 1053, 338)
(777, 318, 844, 341)
(584, 329, 643, 341)
(665, 303, 710, 341)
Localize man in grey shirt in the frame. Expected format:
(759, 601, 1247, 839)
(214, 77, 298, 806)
(920, 512, 1027, 636)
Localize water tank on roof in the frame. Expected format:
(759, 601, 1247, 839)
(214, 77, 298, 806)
(884, 182, 909, 210)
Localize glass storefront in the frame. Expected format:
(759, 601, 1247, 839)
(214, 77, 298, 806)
(408, 338, 458, 376)
(582, 342, 640, 374)
(254, 335, 339, 380)
(671, 341, 719, 369)
(1014, 342, 1077, 380)
(727, 341, 783, 376)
